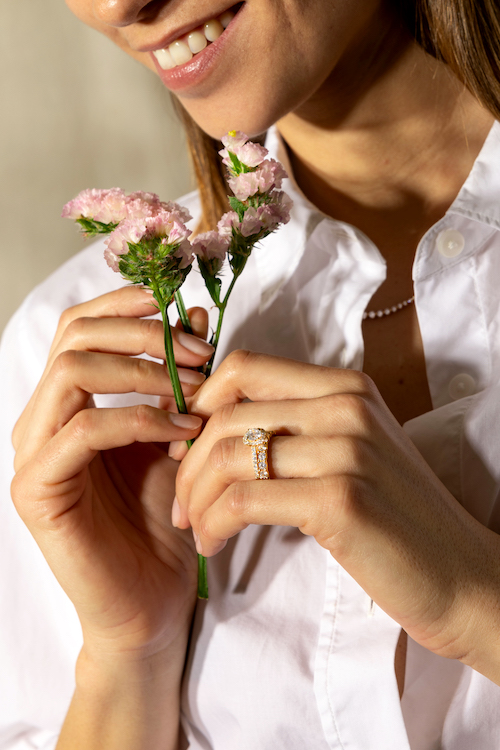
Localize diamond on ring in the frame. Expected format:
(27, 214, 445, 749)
(243, 428, 275, 480)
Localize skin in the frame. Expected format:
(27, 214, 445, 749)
(11, 0, 500, 747)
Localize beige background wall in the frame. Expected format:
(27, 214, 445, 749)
(1, 1, 192, 334)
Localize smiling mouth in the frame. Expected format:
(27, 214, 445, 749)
(152, 3, 243, 70)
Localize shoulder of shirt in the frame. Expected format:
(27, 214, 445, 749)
(1, 189, 202, 364)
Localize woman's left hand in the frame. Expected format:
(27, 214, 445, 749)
(175, 350, 500, 681)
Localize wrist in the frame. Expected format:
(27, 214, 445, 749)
(76, 616, 192, 691)
(438, 522, 500, 685)
(59, 635, 189, 750)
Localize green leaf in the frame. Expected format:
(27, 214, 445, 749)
(199, 261, 222, 305)
(228, 150, 243, 175)
(228, 195, 246, 222)
(76, 217, 118, 236)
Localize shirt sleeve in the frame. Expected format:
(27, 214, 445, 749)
(0, 288, 83, 746)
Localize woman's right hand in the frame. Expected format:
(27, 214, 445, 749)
(11, 285, 213, 662)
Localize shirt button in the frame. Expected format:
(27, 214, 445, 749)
(448, 373, 477, 400)
(436, 229, 465, 258)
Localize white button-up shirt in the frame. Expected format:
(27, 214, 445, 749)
(1, 125, 500, 749)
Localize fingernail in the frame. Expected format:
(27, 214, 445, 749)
(193, 529, 203, 554)
(168, 440, 182, 459)
(171, 496, 181, 527)
(177, 331, 215, 356)
(177, 368, 206, 385)
(169, 413, 202, 429)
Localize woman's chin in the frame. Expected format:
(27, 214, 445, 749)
(175, 90, 292, 141)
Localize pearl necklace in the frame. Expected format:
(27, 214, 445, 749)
(363, 296, 415, 321)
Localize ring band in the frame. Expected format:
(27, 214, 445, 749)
(243, 428, 275, 480)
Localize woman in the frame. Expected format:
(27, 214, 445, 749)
(3, 0, 500, 747)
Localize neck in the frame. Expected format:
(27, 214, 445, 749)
(276, 14, 493, 254)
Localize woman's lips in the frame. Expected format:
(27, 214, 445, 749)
(150, 4, 243, 92)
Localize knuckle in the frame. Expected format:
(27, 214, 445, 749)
(207, 438, 238, 476)
(133, 355, 154, 381)
(51, 349, 82, 382)
(12, 445, 27, 474)
(199, 514, 216, 541)
(331, 391, 374, 427)
(10, 467, 35, 519)
(12, 418, 23, 451)
(10, 470, 36, 525)
(207, 403, 238, 439)
(57, 306, 76, 333)
(226, 481, 251, 518)
(218, 349, 254, 378)
(62, 316, 90, 346)
(10, 470, 24, 511)
(346, 369, 376, 394)
(132, 403, 156, 431)
(141, 316, 162, 343)
(70, 408, 95, 440)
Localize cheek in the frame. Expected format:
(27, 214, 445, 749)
(174, 0, 382, 139)
(174, 38, 335, 138)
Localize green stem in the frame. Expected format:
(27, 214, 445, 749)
(157, 295, 188, 416)
(174, 290, 193, 335)
(197, 550, 209, 600)
(152, 281, 206, 598)
(206, 273, 240, 377)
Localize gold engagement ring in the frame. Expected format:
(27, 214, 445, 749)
(243, 428, 275, 480)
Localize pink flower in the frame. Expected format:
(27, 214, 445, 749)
(158, 200, 193, 224)
(217, 211, 240, 240)
(257, 192, 292, 229)
(192, 231, 230, 261)
(240, 208, 263, 237)
(126, 193, 193, 223)
(228, 159, 288, 200)
(219, 131, 268, 170)
(104, 219, 147, 271)
(63, 189, 194, 226)
(221, 131, 249, 151)
(192, 231, 230, 273)
(62, 188, 128, 224)
(124, 192, 162, 220)
(216, 190, 292, 245)
(104, 210, 193, 272)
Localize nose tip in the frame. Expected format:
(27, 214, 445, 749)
(92, 0, 155, 27)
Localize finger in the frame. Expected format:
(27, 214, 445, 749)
(175, 393, 376, 524)
(54, 317, 214, 366)
(16, 352, 205, 466)
(48, 285, 160, 360)
(192, 474, 349, 557)
(12, 406, 203, 528)
(182, 434, 369, 532)
(14, 286, 157, 448)
(190, 350, 376, 419)
(175, 307, 210, 341)
(13, 296, 213, 450)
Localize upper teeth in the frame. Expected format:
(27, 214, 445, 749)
(153, 12, 234, 70)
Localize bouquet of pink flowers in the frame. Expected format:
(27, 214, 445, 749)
(63, 131, 292, 598)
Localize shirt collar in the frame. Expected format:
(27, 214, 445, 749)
(255, 119, 500, 311)
(449, 120, 500, 229)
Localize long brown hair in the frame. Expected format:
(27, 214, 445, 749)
(178, 0, 500, 232)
